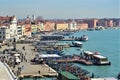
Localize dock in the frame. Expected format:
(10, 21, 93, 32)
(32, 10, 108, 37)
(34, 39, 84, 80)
(56, 59, 93, 65)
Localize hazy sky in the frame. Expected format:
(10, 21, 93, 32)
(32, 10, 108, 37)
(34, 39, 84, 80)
(0, 0, 119, 19)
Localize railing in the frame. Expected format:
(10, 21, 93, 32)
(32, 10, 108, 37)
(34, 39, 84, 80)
(3, 62, 18, 80)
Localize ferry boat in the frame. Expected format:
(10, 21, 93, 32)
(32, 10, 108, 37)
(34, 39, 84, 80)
(93, 55, 111, 65)
(84, 51, 110, 65)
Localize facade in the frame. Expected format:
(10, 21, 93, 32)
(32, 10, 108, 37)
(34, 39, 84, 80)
(37, 22, 44, 31)
(8, 16, 18, 39)
(17, 25, 23, 39)
(97, 19, 108, 27)
(44, 22, 55, 31)
(31, 25, 38, 34)
(22, 24, 31, 37)
(84, 19, 98, 28)
(0, 26, 10, 42)
(77, 23, 88, 30)
(68, 20, 77, 30)
(55, 22, 68, 30)
(107, 20, 113, 27)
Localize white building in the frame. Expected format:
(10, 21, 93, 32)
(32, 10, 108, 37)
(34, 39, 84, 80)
(9, 16, 18, 39)
(17, 25, 23, 39)
(68, 20, 77, 30)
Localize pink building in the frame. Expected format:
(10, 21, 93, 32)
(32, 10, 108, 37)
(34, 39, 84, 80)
(77, 23, 88, 30)
(44, 22, 55, 31)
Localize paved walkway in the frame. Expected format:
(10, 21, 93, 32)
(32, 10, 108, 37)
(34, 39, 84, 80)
(14, 43, 58, 78)
(0, 62, 15, 80)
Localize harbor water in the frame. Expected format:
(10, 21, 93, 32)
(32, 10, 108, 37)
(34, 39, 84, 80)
(23, 29, 120, 80)
(63, 29, 120, 78)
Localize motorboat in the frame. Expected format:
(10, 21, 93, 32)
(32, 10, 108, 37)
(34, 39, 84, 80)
(81, 35, 88, 41)
(70, 41, 83, 48)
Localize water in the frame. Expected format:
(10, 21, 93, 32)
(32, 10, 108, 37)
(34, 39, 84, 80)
(23, 29, 120, 79)
(64, 29, 120, 78)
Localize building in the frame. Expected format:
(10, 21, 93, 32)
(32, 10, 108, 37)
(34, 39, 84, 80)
(107, 20, 113, 27)
(97, 19, 108, 27)
(55, 22, 68, 31)
(0, 26, 10, 42)
(44, 22, 55, 31)
(84, 19, 98, 28)
(9, 16, 18, 38)
(68, 20, 77, 30)
(22, 24, 31, 37)
(17, 25, 23, 39)
(0, 15, 18, 42)
(31, 25, 38, 34)
(77, 23, 88, 30)
(37, 22, 44, 31)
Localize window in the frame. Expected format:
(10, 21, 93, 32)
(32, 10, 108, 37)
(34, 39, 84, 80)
(3, 32, 5, 34)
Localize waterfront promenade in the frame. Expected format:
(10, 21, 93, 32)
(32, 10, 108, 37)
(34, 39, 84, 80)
(16, 43, 58, 78)
(0, 43, 58, 79)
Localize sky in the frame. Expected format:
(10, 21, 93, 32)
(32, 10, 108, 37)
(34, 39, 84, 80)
(0, 0, 119, 19)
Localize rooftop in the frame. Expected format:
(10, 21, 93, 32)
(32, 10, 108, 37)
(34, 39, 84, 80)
(59, 71, 79, 80)
(93, 55, 107, 59)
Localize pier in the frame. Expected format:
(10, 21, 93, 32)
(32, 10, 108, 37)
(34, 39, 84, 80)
(56, 59, 93, 65)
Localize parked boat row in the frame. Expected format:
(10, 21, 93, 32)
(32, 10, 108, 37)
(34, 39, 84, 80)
(40, 34, 89, 42)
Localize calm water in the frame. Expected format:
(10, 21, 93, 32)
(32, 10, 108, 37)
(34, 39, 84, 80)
(23, 29, 120, 80)
(64, 29, 120, 78)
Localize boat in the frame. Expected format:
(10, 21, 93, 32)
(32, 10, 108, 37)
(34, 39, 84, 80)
(70, 41, 83, 48)
(117, 73, 120, 79)
(95, 26, 105, 30)
(80, 35, 88, 41)
(75, 35, 88, 42)
(46, 50, 64, 56)
(92, 55, 111, 65)
(84, 51, 110, 65)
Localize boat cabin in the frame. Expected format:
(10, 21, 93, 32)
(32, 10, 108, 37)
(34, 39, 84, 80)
(71, 41, 82, 47)
(93, 55, 110, 65)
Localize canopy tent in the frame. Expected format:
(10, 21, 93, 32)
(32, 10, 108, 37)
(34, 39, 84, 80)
(35, 54, 61, 58)
(14, 53, 20, 57)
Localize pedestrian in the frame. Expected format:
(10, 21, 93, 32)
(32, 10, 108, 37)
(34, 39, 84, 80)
(25, 52, 26, 55)
(38, 70, 40, 74)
